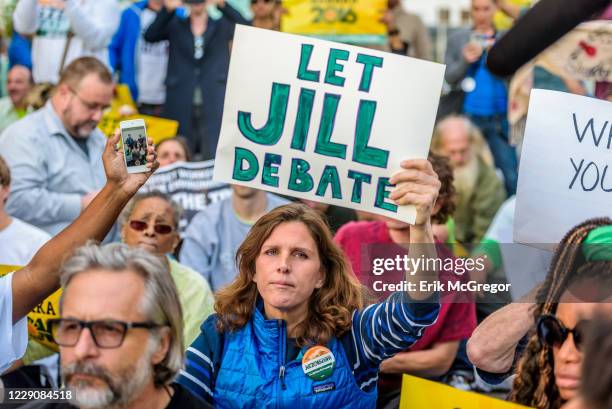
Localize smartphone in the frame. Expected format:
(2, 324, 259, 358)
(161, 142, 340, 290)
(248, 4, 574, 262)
(120, 119, 149, 174)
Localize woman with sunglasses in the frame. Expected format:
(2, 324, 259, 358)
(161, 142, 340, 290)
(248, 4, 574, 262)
(510, 218, 612, 409)
(120, 191, 214, 346)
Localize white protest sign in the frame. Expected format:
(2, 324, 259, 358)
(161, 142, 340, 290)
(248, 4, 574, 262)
(140, 161, 232, 233)
(214, 25, 445, 223)
(514, 89, 612, 249)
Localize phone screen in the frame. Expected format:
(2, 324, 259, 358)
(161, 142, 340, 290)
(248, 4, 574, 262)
(123, 126, 147, 167)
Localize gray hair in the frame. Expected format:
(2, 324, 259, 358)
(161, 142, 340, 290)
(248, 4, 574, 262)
(119, 192, 182, 229)
(59, 242, 184, 387)
(431, 115, 495, 167)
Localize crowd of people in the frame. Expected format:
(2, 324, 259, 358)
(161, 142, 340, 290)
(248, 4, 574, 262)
(0, 0, 611, 408)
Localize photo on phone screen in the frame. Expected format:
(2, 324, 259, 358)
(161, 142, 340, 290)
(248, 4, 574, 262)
(122, 124, 148, 172)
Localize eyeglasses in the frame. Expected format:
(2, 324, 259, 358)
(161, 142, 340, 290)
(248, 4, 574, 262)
(128, 220, 174, 235)
(537, 314, 590, 351)
(251, 0, 273, 4)
(67, 86, 110, 114)
(48, 318, 164, 349)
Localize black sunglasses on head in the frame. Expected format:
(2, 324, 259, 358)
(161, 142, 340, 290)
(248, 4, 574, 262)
(537, 314, 590, 351)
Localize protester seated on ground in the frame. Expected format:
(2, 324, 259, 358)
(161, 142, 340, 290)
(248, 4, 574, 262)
(561, 316, 612, 409)
(21, 243, 211, 409)
(0, 130, 157, 375)
(120, 192, 214, 346)
(467, 218, 612, 404)
(0, 155, 50, 265)
(179, 185, 289, 291)
(156, 136, 192, 168)
(299, 199, 357, 235)
(335, 153, 477, 407)
(0, 57, 115, 237)
(178, 158, 442, 407)
(0, 65, 34, 133)
(431, 115, 505, 245)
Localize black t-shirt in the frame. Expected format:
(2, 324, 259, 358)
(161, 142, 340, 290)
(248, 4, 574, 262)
(19, 383, 211, 409)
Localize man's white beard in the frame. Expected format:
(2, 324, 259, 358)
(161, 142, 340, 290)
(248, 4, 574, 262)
(453, 156, 479, 200)
(65, 338, 157, 409)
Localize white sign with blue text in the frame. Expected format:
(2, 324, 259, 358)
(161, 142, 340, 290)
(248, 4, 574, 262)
(214, 25, 445, 223)
(515, 89, 612, 248)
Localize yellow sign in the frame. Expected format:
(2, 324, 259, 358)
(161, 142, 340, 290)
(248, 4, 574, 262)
(99, 84, 179, 145)
(1, 265, 61, 352)
(281, 0, 387, 45)
(493, 0, 531, 30)
(400, 375, 531, 409)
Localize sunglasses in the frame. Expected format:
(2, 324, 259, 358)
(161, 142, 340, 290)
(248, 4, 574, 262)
(251, 0, 273, 4)
(128, 220, 173, 235)
(537, 314, 590, 351)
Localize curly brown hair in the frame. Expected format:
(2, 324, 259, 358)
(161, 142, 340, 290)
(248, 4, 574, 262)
(510, 217, 612, 409)
(428, 152, 455, 224)
(214, 203, 363, 346)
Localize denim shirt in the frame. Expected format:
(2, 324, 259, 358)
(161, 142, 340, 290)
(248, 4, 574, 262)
(0, 101, 106, 236)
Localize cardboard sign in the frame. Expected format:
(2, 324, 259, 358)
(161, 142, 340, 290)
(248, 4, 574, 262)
(0, 265, 60, 351)
(515, 89, 612, 248)
(400, 375, 531, 409)
(541, 21, 612, 82)
(140, 161, 232, 233)
(214, 26, 444, 224)
(281, 0, 387, 45)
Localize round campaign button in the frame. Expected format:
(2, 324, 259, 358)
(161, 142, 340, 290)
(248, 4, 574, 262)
(302, 346, 336, 381)
(461, 77, 476, 93)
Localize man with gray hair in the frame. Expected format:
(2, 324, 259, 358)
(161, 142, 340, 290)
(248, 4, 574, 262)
(23, 243, 210, 409)
(431, 115, 505, 245)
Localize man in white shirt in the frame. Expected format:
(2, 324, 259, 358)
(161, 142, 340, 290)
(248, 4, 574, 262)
(13, 0, 120, 84)
(0, 155, 50, 266)
(0, 130, 158, 374)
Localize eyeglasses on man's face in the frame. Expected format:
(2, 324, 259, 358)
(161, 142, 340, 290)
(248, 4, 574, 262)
(67, 85, 111, 114)
(48, 318, 165, 349)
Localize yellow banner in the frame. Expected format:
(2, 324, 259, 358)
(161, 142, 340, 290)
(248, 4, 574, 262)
(99, 84, 179, 145)
(400, 375, 532, 409)
(281, 0, 387, 45)
(494, 0, 531, 30)
(1, 265, 61, 352)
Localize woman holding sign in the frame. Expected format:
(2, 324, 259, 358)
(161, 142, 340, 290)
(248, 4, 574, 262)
(177, 159, 441, 408)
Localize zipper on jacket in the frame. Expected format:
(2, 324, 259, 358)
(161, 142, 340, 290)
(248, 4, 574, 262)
(278, 321, 287, 390)
(279, 365, 286, 390)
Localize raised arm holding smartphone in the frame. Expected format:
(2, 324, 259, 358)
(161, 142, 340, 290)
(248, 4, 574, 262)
(1, 130, 158, 374)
